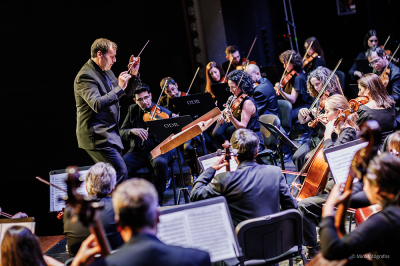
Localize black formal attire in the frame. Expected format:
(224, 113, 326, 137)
(74, 59, 139, 184)
(222, 60, 236, 75)
(190, 161, 298, 227)
(253, 76, 281, 119)
(298, 128, 367, 248)
(374, 62, 400, 106)
(304, 56, 325, 74)
(320, 205, 400, 266)
(348, 52, 374, 83)
(357, 105, 396, 146)
(120, 102, 175, 203)
(63, 197, 123, 257)
(89, 233, 211, 266)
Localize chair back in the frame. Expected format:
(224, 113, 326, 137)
(278, 100, 292, 130)
(235, 209, 303, 261)
(259, 114, 281, 147)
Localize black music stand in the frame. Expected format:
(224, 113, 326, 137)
(172, 93, 216, 155)
(147, 116, 193, 205)
(259, 121, 300, 173)
(211, 83, 231, 110)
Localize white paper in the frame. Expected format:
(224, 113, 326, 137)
(325, 142, 369, 184)
(157, 202, 238, 262)
(50, 170, 89, 212)
(201, 157, 238, 176)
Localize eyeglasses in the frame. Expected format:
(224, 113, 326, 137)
(368, 59, 381, 67)
(136, 95, 151, 102)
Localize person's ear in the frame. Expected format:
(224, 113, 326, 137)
(133, 98, 137, 103)
(97, 51, 103, 58)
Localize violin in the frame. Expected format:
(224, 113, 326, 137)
(379, 43, 400, 88)
(277, 70, 298, 96)
(222, 93, 247, 122)
(143, 105, 170, 122)
(380, 35, 399, 64)
(303, 52, 318, 67)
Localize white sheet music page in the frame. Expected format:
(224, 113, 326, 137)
(201, 157, 238, 175)
(325, 141, 369, 185)
(157, 202, 238, 262)
(49, 170, 89, 212)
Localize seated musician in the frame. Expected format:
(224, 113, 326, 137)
(221, 45, 256, 74)
(297, 95, 366, 259)
(190, 129, 298, 227)
(120, 83, 175, 206)
(212, 69, 264, 149)
(320, 153, 400, 265)
(246, 64, 281, 119)
(72, 179, 211, 266)
(294, 67, 342, 174)
(366, 46, 400, 106)
(63, 162, 123, 257)
(303, 37, 326, 74)
(357, 73, 396, 145)
(159, 77, 185, 116)
(0, 207, 28, 219)
(205, 61, 226, 99)
(275, 50, 313, 131)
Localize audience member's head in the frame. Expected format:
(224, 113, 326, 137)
(113, 178, 159, 233)
(230, 129, 259, 163)
(1, 226, 46, 266)
(86, 162, 117, 198)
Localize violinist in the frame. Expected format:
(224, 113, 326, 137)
(120, 84, 175, 206)
(298, 95, 364, 260)
(357, 74, 396, 145)
(320, 153, 400, 265)
(159, 77, 185, 116)
(205, 61, 226, 99)
(294, 67, 341, 174)
(190, 129, 297, 227)
(275, 50, 313, 131)
(246, 64, 281, 118)
(348, 30, 378, 82)
(366, 46, 400, 106)
(212, 70, 263, 148)
(221, 45, 256, 74)
(303, 37, 326, 74)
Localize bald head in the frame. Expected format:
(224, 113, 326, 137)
(246, 64, 261, 83)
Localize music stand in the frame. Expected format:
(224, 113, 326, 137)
(147, 116, 193, 205)
(259, 121, 300, 173)
(172, 93, 217, 155)
(211, 83, 231, 110)
(355, 59, 373, 75)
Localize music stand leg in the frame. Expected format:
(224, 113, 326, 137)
(175, 147, 190, 204)
(171, 167, 178, 205)
(200, 132, 208, 156)
(277, 137, 287, 182)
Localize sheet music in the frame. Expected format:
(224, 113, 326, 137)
(325, 141, 369, 184)
(49, 170, 89, 212)
(200, 156, 238, 175)
(157, 202, 238, 262)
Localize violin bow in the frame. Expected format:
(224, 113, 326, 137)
(150, 81, 168, 122)
(279, 53, 293, 85)
(244, 36, 258, 64)
(380, 44, 400, 77)
(127, 40, 150, 73)
(0, 211, 13, 218)
(302, 40, 314, 61)
(36, 176, 67, 193)
(224, 58, 233, 80)
(186, 67, 200, 95)
(382, 34, 391, 50)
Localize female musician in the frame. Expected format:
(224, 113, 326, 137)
(212, 69, 263, 149)
(205, 61, 226, 99)
(275, 50, 313, 131)
(293, 67, 342, 173)
(357, 73, 396, 145)
(387, 131, 400, 157)
(348, 30, 378, 82)
(320, 153, 400, 265)
(303, 37, 326, 74)
(298, 94, 360, 260)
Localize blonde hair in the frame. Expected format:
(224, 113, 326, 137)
(325, 94, 359, 132)
(307, 67, 341, 97)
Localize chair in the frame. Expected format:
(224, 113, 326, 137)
(278, 100, 292, 133)
(235, 209, 306, 266)
(258, 114, 281, 166)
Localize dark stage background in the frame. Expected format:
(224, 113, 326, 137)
(0, 0, 399, 236)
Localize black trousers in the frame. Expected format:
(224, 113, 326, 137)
(85, 146, 128, 186)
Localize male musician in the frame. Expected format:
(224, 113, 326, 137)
(190, 129, 297, 227)
(221, 46, 257, 74)
(71, 178, 211, 266)
(246, 64, 281, 119)
(63, 162, 123, 257)
(120, 83, 175, 206)
(74, 38, 140, 185)
(159, 77, 185, 116)
(366, 46, 400, 106)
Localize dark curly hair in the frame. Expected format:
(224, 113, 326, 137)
(227, 69, 254, 95)
(307, 67, 341, 97)
(279, 50, 303, 72)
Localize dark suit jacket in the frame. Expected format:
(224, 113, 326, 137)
(253, 76, 281, 119)
(90, 233, 211, 266)
(190, 161, 298, 227)
(74, 59, 139, 150)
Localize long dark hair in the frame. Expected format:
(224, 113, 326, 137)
(364, 30, 378, 50)
(279, 50, 303, 73)
(205, 61, 225, 98)
(1, 226, 47, 266)
(357, 73, 395, 108)
(305, 36, 325, 62)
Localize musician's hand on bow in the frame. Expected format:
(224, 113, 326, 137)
(324, 120, 336, 140)
(322, 184, 351, 218)
(12, 212, 28, 219)
(354, 71, 362, 78)
(71, 234, 101, 266)
(212, 155, 229, 171)
(298, 108, 310, 123)
(128, 55, 141, 76)
(225, 110, 233, 122)
(274, 83, 282, 96)
(118, 71, 132, 90)
(311, 107, 318, 117)
(131, 128, 148, 141)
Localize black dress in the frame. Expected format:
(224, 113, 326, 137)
(304, 56, 325, 74)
